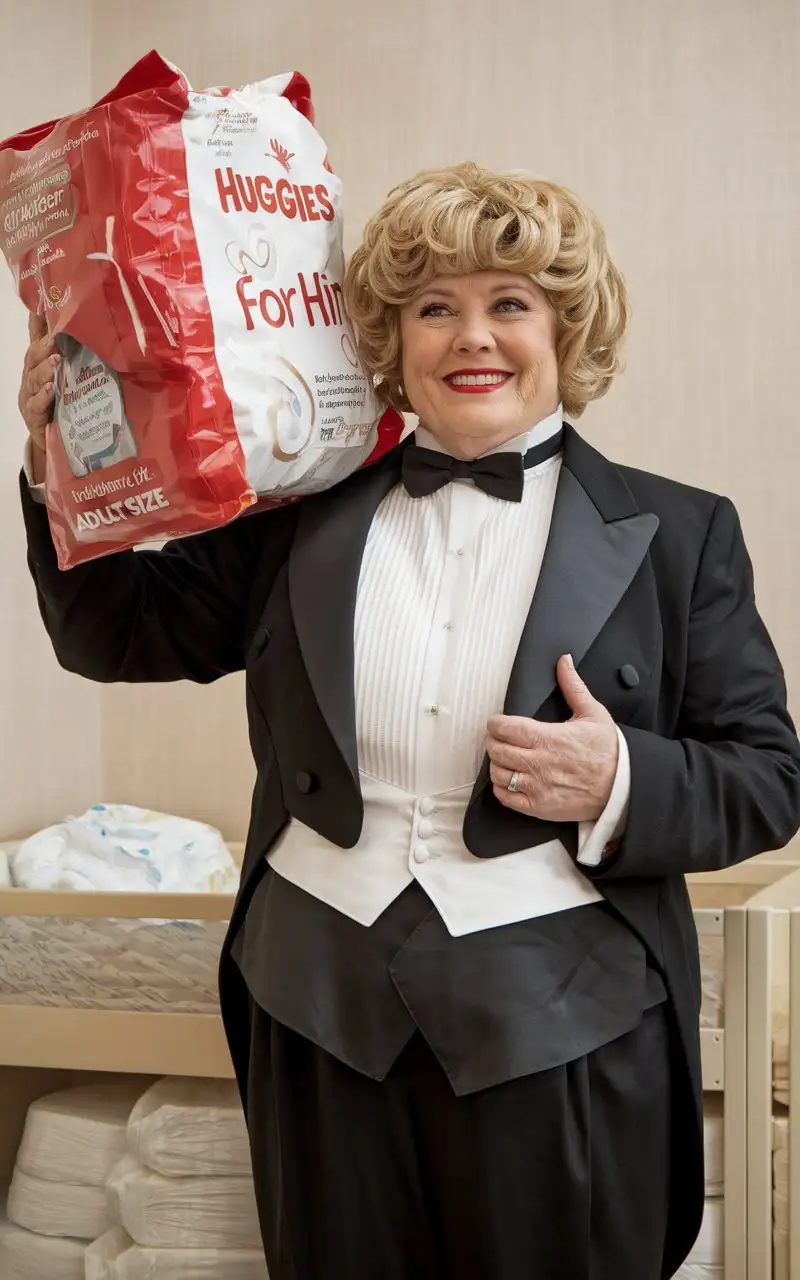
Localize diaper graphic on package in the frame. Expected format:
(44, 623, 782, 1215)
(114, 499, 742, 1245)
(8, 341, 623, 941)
(54, 336, 138, 477)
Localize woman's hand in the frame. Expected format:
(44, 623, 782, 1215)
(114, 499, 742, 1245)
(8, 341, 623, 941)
(487, 654, 619, 822)
(18, 313, 60, 483)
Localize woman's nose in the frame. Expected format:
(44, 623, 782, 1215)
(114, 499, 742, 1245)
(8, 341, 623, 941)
(452, 316, 495, 353)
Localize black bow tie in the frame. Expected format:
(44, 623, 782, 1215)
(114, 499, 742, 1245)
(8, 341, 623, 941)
(401, 429, 564, 502)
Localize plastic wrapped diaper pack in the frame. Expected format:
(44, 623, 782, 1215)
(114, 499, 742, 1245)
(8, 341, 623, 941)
(16, 1080, 148, 1186)
(107, 1155, 262, 1250)
(7, 1166, 111, 1240)
(0, 1206, 87, 1280)
(127, 1077, 251, 1177)
(0, 51, 403, 568)
(85, 1226, 268, 1280)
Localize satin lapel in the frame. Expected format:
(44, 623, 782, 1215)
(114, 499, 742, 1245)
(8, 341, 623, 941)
(468, 426, 660, 806)
(287, 446, 406, 786)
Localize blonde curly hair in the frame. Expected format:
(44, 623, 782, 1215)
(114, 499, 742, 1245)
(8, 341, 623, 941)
(343, 164, 629, 419)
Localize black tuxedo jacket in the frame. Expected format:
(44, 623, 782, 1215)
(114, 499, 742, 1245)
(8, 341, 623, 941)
(22, 424, 800, 1269)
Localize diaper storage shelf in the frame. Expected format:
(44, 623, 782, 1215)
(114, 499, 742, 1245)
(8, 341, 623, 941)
(0, 841, 242, 1079)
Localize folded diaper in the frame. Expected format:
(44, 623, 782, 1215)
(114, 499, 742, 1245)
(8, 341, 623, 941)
(10, 805, 237, 894)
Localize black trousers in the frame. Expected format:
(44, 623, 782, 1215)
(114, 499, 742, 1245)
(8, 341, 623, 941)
(245, 1001, 672, 1280)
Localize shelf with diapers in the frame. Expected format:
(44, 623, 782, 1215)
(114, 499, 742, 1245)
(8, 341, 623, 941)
(0, 807, 244, 1077)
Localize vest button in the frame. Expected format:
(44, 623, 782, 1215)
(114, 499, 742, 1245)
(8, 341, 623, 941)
(295, 771, 318, 795)
(618, 663, 640, 689)
(413, 845, 430, 864)
(418, 797, 436, 817)
(417, 818, 435, 840)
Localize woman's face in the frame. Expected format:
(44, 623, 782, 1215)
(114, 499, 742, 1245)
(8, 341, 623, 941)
(399, 271, 560, 458)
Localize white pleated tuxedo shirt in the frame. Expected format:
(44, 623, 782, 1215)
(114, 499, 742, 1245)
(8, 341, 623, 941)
(267, 406, 631, 936)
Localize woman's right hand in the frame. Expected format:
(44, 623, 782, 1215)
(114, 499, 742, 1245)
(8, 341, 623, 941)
(18, 313, 60, 482)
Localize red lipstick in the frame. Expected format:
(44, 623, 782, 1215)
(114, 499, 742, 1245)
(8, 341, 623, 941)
(443, 369, 513, 395)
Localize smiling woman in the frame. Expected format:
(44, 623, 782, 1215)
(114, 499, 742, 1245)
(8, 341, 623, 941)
(16, 158, 800, 1280)
(344, 163, 629, 447)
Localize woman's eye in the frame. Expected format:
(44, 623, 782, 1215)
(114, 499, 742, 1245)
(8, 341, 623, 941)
(417, 298, 528, 318)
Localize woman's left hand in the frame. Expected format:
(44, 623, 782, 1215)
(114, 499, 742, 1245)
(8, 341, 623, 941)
(487, 655, 619, 822)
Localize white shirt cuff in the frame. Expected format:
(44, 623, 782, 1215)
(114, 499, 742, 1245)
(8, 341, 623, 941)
(575, 726, 630, 867)
(23, 439, 46, 503)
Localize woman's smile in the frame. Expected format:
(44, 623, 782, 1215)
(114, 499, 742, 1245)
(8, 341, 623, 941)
(443, 369, 514, 393)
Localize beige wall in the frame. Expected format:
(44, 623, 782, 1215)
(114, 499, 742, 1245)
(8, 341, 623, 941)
(0, 3, 103, 837)
(3, 0, 799, 839)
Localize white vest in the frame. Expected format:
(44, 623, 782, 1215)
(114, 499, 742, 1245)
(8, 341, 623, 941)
(268, 771, 617, 937)
(268, 408, 629, 937)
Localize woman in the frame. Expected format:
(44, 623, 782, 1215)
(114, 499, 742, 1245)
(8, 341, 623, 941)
(19, 164, 800, 1279)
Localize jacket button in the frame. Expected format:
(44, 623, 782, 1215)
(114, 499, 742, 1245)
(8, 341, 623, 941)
(251, 627, 271, 658)
(296, 771, 318, 795)
(618, 664, 640, 689)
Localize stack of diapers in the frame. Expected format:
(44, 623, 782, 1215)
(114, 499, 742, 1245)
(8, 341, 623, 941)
(675, 1094, 724, 1279)
(86, 1077, 267, 1278)
(0, 1079, 147, 1278)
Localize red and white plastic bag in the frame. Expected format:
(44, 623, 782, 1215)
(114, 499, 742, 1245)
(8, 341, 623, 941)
(0, 52, 402, 568)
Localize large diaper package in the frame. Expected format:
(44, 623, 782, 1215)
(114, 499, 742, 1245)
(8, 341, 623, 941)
(127, 1077, 251, 1177)
(7, 1166, 111, 1240)
(107, 1155, 262, 1250)
(85, 1227, 269, 1280)
(15, 1080, 148, 1186)
(0, 1207, 87, 1280)
(0, 51, 402, 568)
